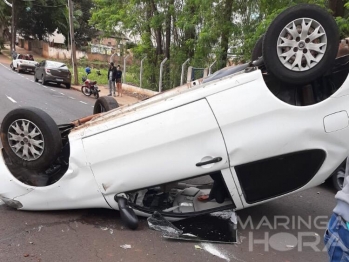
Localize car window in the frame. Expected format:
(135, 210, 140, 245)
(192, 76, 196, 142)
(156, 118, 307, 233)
(46, 61, 67, 69)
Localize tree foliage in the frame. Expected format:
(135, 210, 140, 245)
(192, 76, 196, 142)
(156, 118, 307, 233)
(56, 0, 98, 48)
(2, 0, 96, 47)
(0, 0, 11, 40)
(14, 0, 67, 40)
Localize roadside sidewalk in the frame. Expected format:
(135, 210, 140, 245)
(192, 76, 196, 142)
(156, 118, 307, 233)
(71, 83, 141, 106)
(0, 50, 144, 107)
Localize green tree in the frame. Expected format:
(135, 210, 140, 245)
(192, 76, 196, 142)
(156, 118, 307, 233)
(0, 0, 11, 41)
(55, 0, 97, 48)
(15, 0, 67, 40)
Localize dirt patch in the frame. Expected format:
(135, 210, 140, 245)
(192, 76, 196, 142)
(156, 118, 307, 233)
(0, 53, 11, 65)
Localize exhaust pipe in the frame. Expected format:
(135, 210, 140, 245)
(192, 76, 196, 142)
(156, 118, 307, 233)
(115, 196, 139, 230)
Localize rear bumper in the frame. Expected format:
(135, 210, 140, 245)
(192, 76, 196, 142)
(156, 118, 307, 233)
(45, 74, 71, 84)
(18, 64, 35, 72)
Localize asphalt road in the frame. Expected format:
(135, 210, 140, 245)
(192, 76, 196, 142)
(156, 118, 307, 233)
(0, 58, 336, 262)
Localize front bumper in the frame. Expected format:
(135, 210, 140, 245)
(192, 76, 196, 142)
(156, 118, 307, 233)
(0, 149, 34, 203)
(0, 137, 110, 211)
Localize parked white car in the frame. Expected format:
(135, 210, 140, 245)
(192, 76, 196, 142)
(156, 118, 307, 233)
(11, 54, 38, 73)
(0, 4, 347, 229)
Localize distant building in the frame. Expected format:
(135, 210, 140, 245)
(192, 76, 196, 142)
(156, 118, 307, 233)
(90, 32, 128, 55)
(46, 29, 66, 48)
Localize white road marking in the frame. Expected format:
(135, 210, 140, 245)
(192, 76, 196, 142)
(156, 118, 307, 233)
(79, 101, 87, 105)
(30, 80, 34, 82)
(69, 97, 75, 100)
(50, 89, 56, 91)
(60, 93, 65, 95)
(6, 95, 17, 103)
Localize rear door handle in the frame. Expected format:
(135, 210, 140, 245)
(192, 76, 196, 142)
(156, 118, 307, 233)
(196, 157, 223, 167)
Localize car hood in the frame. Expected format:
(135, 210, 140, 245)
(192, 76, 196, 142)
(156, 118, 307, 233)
(70, 68, 261, 139)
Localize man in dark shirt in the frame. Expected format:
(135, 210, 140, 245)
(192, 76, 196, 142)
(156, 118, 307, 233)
(107, 62, 117, 97)
(116, 65, 123, 97)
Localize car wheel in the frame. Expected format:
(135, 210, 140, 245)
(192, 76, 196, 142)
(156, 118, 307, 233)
(332, 167, 345, 191)
(93, 97, 119, 114)
(81, 86, 92, 96)
(41, 75, 46, 85)
(262, 4, 339, 85)
(0, 107, 62, 171)
(10, 62, 13, 69)
(34, 74, 38, 82)
(66, 83, 71, 89)
(251, 34, 264, 61)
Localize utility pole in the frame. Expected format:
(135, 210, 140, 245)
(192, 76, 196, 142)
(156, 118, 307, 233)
(68, 0, 78, 85)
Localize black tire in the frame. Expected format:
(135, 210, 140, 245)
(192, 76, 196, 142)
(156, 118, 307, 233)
(0, 107, 62, 171)
(66, 83, 71, 89)
(93, 97, 119, 114)
(332, 167, 345, 191)
(10, 62, 13, 69)
(251, 34, 264, 61)
(94, 91, 100, 99)
(263, 4, 339, 85)
(41, 75, 46, 85)
(81, 86, 92, 96)
(34, 74, 38, 82)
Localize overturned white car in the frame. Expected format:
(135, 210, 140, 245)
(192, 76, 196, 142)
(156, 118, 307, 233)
(0, 5, 347, 229)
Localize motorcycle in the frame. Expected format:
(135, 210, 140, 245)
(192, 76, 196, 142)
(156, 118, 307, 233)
(81, 73, 100, 99)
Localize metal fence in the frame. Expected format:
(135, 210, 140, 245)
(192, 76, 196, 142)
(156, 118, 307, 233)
(121, 56, 225, 92)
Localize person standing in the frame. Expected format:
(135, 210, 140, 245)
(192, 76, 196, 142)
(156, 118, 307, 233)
(85, 65, 91, 75)
(11, 49, 17, 60)
(107, 62, 117, 97)
(116, 65, 123, 97)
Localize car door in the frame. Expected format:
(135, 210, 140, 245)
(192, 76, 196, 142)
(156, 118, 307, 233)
(206, 73, 329, 207)
(82, 99, 229, 207)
